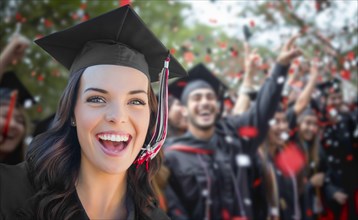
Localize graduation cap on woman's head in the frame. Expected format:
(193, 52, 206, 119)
(169, 63, 228, 104)
(34, 5, 187, 82)
(34, 5, 187, 167)
(0, 71, 36, 108)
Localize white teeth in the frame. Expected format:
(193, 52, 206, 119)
(99, 134, 129, 142)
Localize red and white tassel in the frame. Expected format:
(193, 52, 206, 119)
(134, 55, 170, 170)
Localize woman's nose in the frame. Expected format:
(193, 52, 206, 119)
(104, 104, 128, 124)
(277, 121, 286, 129)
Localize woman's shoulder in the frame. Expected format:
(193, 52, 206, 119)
(0, 160, 27, 174)
(0, 161, 33, 188)
(0, 161, 35, 219)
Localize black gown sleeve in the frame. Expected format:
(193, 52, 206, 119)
(222, 64, 290, 155)
(164, 152, 191, 220)
(0, 162, 35, 220)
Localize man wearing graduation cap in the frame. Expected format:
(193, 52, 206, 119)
(0, 71, 35, 165)
(0, 5, 186, 220)
(164, 35, 302, 220)
(317, 78, 358, 220)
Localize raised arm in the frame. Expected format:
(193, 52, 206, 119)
(224, 35, 303, 154)
(292, 60, 320, 115)
(233, 42, 260, 115)
(0, 34, 29, 78)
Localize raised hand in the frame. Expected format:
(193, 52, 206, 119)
(309, 172, 325, 187)
(333, 191, 348, 205)
(0, 34, 30, 70)
(276, 34, 302, 66)
(244, 42, 261, 78)
(309, 58, 320, 77)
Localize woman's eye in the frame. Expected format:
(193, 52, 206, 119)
(129, 99, 146, 105)
(87, 96, 106, 103)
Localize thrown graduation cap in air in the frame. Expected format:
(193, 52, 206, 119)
(243, 25, 252, 41)
(35, 5, 187, 168)
(168, 63, 228, 104)
(34, 5, 186, 82)
(0, 71, 36, 108)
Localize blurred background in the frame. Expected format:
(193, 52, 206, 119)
(0, 0, 357, 124)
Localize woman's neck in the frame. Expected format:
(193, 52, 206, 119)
(76, 159, 128, 220)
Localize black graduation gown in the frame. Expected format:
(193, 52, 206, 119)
(320, 113, 358, 220)
(297, 140, 342, 220)
(285, 111, 341, 220)
(275, 162, 303, 220)
(164, 64, 289, 220)
(0, 162, 169, 220)
(249, 152, 269, 220)
(255, 109, 302, 220)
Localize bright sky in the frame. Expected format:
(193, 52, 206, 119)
(184, 0, 358, 50)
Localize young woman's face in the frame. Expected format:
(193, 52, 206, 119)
(298, 115, 319, 142)
(0, 104, 25, 154)
(268, 112, 289, 147)
(326, 92, 343, 112)
(74, 65, 150, 174)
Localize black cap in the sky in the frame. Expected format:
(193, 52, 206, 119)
(0, 71, 35, 107)
(168, 63, 228, 102)
(35, 5, 187, 82)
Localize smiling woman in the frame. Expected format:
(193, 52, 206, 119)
(0, 72, 35, 165)
(0, 5, 186, 220)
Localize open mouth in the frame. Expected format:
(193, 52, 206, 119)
(97, 133, 132, 156)
(198, 109, 213, 117)
(199, 112, 211, 116)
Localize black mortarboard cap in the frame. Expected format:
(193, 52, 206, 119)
(169, 63, 228, 102)
(0, 71, 35, 107)
(34, 5, 187, 82)
(243, 25, 252, 41)
(316, 77, 341, 97)
(168, 78, 188, 100)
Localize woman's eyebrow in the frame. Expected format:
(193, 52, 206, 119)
(128, 90, 147, 95)
(84, 87, 108, 94)
(84, 88, 147, 95)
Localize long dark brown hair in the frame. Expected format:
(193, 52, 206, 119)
(26, 68, 162, 220)
(297, 114, 321, 177)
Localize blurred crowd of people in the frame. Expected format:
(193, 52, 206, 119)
(1, 25, 357, 220)
(159, 35, 358, 220)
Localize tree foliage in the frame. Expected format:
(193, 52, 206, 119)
(0, 0, 357, 125)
